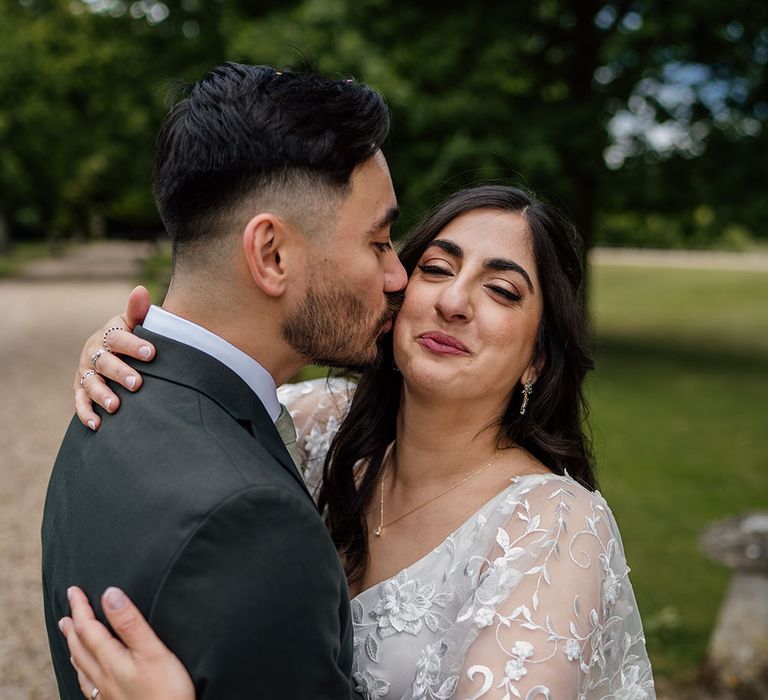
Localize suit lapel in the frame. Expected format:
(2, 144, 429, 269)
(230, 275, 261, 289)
(129, 326, 313, 502)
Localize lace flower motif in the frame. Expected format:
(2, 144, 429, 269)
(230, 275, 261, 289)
(353, 664, 391, 699)
(412, 641, 458, 700)
(499, 640, 535, 689)
(615, 664, 652, 700)
(372, 573, 442, 638)
(302, 414, 340, 465)
(563, 637, 582, 662)
(474, 606, 495, 628)
(602, 565, 622, 606)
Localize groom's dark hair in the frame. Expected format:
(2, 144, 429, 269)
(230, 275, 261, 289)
(152, 62, 390, 260)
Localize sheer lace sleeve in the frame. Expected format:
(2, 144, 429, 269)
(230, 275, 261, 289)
(452, 477, 653, 699)
(276, 377, 355, 500)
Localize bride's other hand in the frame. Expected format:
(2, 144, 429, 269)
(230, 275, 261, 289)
(74, 286, 154, 431)
(59, 586, 194, 700)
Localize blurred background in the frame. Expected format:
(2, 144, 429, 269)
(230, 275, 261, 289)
(0, 0, 766, 698)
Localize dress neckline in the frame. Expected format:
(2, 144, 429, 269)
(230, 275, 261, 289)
(351, 470, 565, 603)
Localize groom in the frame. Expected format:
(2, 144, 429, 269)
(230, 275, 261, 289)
(42, 63, 406, 699)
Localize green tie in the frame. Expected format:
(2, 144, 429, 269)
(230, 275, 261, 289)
(275, 404, 300, 466)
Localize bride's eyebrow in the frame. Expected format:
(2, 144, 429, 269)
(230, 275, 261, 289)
(426, 239, 534, 293)
(425, 239, 462, 257)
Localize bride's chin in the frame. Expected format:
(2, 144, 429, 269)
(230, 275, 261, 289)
(401, 363, 465, 395)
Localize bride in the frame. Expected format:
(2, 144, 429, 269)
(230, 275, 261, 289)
(60, 185, 655, 699)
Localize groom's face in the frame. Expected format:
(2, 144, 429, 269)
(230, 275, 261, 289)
(282, 152, 407, 368)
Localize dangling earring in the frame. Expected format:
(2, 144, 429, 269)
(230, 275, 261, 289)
(392, 360, 400, 373)
(520, 379, 533, 415)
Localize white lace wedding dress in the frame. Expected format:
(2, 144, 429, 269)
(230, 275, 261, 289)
(278, 378, 655, 700)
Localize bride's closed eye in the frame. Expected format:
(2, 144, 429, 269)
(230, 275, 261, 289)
(484, 281, 521, 302)
(417, 263, 452, 276)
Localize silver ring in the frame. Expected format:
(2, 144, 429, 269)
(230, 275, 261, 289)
(80, 370, 96, 387)
(90, 687, 100, 699)
(90, 348, 110, 370)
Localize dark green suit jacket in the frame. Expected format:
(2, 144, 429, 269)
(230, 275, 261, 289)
(42, 327, 359, 699)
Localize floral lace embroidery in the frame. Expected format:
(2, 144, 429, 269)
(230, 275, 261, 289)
(277, 379, 655, 700)
(412, 641, 458, 699)
(372, 573, 452, 638)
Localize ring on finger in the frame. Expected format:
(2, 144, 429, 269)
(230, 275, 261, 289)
(102, 326, 125, 351)
(80, 370, 96, 387)
(90, 348, 111, 370)
(90, 687, 100, 699)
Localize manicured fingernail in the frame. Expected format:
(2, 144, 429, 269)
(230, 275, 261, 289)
(87, 419, 96, 431)
(104, 587, 127, 611)
(139, 345, 152, 359)
(105, 397, 113, 411)
(125, 375, 136, 389)
(58, 618, 65, 632)
(67, 586, 74, 601)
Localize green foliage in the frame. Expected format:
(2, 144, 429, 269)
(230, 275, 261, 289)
(1, 0, 765, 248)
(0, 0, 229, 240)
(596, 211, 756, 250)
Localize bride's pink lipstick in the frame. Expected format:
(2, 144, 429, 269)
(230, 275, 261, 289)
(417, 331, 470, 356)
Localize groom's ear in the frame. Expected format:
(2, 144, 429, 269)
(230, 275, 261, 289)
(242, 213, 296, 297)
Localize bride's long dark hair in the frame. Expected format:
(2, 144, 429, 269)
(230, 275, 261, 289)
(317, 185, 596, 585)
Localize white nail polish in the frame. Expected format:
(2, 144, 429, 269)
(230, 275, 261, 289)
(139, 345, 152, 359)
(126, 375, 136, 389)
(87, 419, 96, 431)
(105, 397, 113, 411)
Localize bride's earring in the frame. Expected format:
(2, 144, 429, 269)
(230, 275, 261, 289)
(519, 379, 533, 415)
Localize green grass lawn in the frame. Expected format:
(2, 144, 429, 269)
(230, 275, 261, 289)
(588, 264, 768, 686)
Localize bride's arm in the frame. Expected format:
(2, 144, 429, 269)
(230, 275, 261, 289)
(454, 480, 654, 699)
(73, 286, 156, 430)
(60, 587, 193, 700)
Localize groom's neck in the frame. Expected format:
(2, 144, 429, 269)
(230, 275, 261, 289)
(161, 279, 304, 386)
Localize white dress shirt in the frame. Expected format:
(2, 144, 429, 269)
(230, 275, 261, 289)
(142, 305, 281, 422)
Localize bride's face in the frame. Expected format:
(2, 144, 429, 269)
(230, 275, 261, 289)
(393, 208, 543, 406)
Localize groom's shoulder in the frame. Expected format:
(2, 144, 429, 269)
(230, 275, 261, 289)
(105, 373, 247, 440)
(56, 370, 279, 492)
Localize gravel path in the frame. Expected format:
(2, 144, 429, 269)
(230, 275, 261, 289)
(0, 243, 152, 699)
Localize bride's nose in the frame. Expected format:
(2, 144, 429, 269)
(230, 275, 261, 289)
(435, 279, 473, 322)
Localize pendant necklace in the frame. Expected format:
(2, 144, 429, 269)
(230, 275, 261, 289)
(374, 450, 499, 537)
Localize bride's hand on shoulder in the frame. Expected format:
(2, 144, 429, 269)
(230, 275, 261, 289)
(59, 586, 194, 700)
(74, 286, 155, 431)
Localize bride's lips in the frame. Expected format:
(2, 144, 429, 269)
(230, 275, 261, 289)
(417, 331, 470, 356)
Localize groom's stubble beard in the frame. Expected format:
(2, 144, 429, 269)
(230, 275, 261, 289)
(282, 280, 404, 371)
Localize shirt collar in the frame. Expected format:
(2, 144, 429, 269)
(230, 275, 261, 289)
(142, 305, 281, 422)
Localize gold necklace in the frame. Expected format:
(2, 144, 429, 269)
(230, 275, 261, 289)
(374, 452, 499, 537)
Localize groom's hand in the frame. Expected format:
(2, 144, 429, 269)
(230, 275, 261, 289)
(60, 586, 194, 700)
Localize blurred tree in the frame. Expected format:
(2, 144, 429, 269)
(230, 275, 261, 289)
(224, 0, 767, 248)
(0, 0, 764, 249)
(0, 0, 229, 241)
